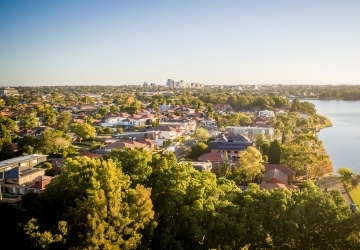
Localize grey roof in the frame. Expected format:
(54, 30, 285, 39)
(152, 125, 177, 131)
(214, 133, 251, 142)
(0, 154, 48, 169)
(209, 141, 252, 150)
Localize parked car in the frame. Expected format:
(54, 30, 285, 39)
(350, 203, 358, 213)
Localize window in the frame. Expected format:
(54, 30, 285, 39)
(20, 162, 26, 166)
(234, 151, 238, 153)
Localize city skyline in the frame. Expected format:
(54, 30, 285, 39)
(1, 0, 360, 86)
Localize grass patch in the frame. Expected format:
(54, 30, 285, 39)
(349, 188, 360, 206)
(73, 143, 91, 150)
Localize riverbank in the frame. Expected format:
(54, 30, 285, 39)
(317, 113, 332, 129)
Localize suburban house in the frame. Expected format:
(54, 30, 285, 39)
(260, 164, 299, 190)
(151, 125, 181, 140)
(100, 113, 156, 127)
(208, 134, 253, 160)
(0, 154, 50, 202)
(181, 108, 195, 116)
(224, 126, 274, 140)
(180, 161, 212, 171)
(160, 104, 172, 112)
(258, 110, 275, 118)
(160, 118, 197, 133)
(213, 103, 232, 113)
(254, 116, 269, 126)
(52, 158, 65, 173)
(199, 117, 217, 127)
(197, 152, 223, 174)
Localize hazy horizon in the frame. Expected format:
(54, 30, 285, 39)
(1, 1, 360, 86)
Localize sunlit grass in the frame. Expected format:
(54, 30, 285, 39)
(349, 188, 360, 206)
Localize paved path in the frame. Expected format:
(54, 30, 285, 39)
(321, 176, 352, 205)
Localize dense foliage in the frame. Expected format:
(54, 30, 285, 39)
(2, 151, 359, 249)
(1, 84, 359, 248)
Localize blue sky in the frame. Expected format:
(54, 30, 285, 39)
(1, 0, 359, 86)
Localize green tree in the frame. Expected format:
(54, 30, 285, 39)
(110, 105, 120, 114)
(57, 111, 72, 132)
(109, 147, 153, 186)
(98, 106, 110, 117)
(230, 146, 264, 184)
(0, 123, 11, 143)
(0, 140, 14, 160)
(190, 141, 210, 159)
(42, 107, 57, 126)
(0, 115, 17, 134)
(194, 127, 210, 142)
(207, 105, 215, 118)
(36, 130, 74, 156)
(291, 98, 301, 111)
(18, 114, 38, 129)
(255, 134, 266, 151)
(219, 152, 230, 178)
(337, 167, 354, 185)
(17, 135, 37, 154)
(267, 139, 281, 164)
(116, 126, 123, 134)
(22, 157, 156, 249)
(72, 123, 96, 141)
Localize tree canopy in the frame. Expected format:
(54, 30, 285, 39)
(21, 157, 156, 249)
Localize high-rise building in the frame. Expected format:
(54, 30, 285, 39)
(166, 79, 174, 88)
(0, 87, 19, 96)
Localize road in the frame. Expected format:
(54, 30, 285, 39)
(173, 139, 197, 160)
(321, 176, 352, 205)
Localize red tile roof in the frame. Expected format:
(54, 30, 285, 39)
(264, 164, 295, 181)
(103, 140, 148, 150)
(198, 152, 223, 162)
(262, 169, 288, 185)
(259, 183, 299, 190)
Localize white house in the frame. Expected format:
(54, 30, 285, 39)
(160, 104, 172, 112)
(151, 125, 180, 140)
(224, 126, 274, 139)
(258, 110, 275, 118)
(199, 117, 217, 127)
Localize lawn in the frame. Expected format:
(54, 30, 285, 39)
(73, 143, 91, 150)
(349, 188, 360, 206)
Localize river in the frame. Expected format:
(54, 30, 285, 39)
(306, 100, 360, 173)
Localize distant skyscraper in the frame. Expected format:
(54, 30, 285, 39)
(166, 79, 174, 88)
(180, 80, 185, 88)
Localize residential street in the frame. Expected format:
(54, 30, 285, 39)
(321, 176, 352, 205)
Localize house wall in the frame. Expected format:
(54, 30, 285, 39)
(224, 126, 274, 139)
(6, 169, 45, 185)
(159, 131, 177, 140)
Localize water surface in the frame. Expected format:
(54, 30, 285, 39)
(306, 100, 360, 173)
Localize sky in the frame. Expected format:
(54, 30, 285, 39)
(1, 0, 360, 86)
